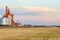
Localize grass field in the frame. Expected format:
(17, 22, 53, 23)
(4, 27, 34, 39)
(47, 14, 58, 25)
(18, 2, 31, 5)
(0, 27, 60, 40)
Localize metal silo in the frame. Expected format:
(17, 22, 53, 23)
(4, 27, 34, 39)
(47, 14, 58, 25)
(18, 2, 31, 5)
(2, 17, 11, 25)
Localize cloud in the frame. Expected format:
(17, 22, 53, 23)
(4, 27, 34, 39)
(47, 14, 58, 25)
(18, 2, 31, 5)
(10, 6, 60, 17)
(22, 7, 59, 12)
(12, 7, 60, 23)
(14, 13, 60, 23)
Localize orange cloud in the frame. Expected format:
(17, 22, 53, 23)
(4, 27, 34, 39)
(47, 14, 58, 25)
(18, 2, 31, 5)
(22, 7, 59, 12)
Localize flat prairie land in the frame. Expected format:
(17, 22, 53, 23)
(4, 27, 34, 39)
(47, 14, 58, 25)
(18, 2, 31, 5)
(0, 27, 60, 40)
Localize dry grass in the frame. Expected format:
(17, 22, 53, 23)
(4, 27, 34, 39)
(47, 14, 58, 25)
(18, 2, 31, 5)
(0, 27, 60, 40)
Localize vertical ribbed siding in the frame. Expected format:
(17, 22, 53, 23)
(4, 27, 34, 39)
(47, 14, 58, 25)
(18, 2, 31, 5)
(2, 17, 11, 25)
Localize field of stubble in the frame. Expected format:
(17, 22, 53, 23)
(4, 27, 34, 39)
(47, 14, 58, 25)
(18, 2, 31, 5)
(0, 27, 60, 40)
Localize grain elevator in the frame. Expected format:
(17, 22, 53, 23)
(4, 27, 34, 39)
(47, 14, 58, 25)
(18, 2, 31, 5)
(0, 6, 20, 26)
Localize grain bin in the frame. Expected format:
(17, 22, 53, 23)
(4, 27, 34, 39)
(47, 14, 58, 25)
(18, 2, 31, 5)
(1, 17, 11, 25)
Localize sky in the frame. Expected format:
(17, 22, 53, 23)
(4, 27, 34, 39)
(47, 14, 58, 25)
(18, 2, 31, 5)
(0, 0, 60, 25)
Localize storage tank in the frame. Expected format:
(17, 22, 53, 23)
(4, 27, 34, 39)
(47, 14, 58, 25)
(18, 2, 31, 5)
(2, 17, 11, 25)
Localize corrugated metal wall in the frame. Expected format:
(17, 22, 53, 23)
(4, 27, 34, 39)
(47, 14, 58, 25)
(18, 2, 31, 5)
(0, 17, 11, 25)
